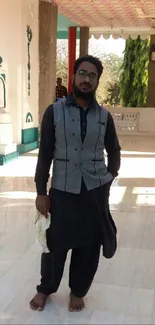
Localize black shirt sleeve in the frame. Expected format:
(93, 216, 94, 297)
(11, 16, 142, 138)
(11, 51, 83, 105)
(35, 104, 55, 195)
(104, 112, 121, 178)
(64, 87, 68, 97)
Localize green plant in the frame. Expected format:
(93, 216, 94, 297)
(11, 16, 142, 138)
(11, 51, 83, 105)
(105, 82, 120, 106)
(119, 36, 149, 107)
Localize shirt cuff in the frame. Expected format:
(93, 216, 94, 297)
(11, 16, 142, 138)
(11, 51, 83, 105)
(36, 182, 47, 195)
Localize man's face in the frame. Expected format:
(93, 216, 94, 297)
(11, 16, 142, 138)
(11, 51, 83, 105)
(73, 61, 99, 100)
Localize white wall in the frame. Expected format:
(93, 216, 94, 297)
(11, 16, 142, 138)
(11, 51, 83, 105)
(0, 0, 39, 144)
(21, 0, 39, 131)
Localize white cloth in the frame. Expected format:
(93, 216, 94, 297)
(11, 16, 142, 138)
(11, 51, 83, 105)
(35, 213, 51, 253)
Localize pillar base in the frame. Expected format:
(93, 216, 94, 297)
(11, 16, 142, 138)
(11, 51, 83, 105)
(0, 150, 19, 165)
(0, 144, 18, 165)
(0, 111, 18, 165)
(0, 143, 16, 155)
(17, 141, 38, 155)
(17, 127, 39, 155)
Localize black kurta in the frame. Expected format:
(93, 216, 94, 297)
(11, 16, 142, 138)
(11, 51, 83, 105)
(35, 95, 121, 251)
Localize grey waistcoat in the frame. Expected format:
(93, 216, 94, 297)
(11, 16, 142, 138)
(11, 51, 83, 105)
(52, 99, 113, 194)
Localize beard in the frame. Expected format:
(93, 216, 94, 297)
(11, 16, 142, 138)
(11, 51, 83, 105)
(72, 80, 96, 101)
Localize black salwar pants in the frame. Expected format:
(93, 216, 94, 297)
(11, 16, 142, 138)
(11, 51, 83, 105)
(36, 180, 115, 297)
(37, 243, 101, 297)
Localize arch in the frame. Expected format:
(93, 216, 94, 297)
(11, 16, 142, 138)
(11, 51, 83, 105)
(0, 74, 6, 108)
(26, 112, 33, 123)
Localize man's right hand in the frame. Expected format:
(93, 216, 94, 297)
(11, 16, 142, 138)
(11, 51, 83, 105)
(35, 195, 50, 218)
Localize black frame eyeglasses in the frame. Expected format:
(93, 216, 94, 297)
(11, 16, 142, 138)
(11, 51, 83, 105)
(77, 69, 98, 82)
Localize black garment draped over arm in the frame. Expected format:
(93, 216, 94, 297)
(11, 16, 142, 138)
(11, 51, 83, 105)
(35, 105, 55, 195)
(104, 112, 121, 178)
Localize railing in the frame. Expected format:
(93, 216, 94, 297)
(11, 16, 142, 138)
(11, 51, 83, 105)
(110, 111, 140, 132)
(107, 107, 155, 152)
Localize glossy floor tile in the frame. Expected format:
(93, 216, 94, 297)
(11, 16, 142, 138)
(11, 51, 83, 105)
(0, 149, 155, 324)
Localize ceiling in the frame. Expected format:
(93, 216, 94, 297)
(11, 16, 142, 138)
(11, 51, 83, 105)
(54, 0, 155, 39)
(57, 13, 77, 30)
(57, 13, 79, 39)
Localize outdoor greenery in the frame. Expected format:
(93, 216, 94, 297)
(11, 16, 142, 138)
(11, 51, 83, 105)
(119, 36, 149, 107)
(56, 40, 123, 106)
(96, 53, 122, 106)
(56, 37, 150, 107)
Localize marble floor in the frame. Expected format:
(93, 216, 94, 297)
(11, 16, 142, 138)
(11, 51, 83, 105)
(1, 149, 155, 324)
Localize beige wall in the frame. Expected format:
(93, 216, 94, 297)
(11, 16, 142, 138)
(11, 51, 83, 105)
(21, 0, 39, 131)
(108, 106, 155, 135)
(0, 0, 39, 144)
(107, 106, 155, 152)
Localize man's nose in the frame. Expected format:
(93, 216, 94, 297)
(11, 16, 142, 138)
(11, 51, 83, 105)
(84, 75, 90, 82)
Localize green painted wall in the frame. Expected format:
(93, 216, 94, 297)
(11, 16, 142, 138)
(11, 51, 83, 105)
(57, 13, 80, 39)
(22, 127, 38, 144)
(17, 127, 39, 155)
(57, 13, 77, 30)
(57, 30, 80, 39)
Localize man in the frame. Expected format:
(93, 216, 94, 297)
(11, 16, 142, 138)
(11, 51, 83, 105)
(56, 77, 67, 100)
(30, 55, 121, 312)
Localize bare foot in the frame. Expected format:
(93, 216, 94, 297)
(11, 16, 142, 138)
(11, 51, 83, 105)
(69, 293, 85, 312)
(30, 293, 48, 311)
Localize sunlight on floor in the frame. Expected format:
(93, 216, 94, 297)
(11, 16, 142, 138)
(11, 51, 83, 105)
(109, 186, 127, 205)
(133, 187, 155, 194)
(1, 149, 155, 324)
(0, 191, 36, 199)
(121, 151, 155, 156)
(136, 194, 155, 206)
(132, 187, 155, 206)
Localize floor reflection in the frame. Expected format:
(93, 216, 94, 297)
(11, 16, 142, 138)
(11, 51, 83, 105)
(0, 149, 155, 324)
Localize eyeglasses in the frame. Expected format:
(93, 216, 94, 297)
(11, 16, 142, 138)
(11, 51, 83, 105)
(77, 69, 98, 82)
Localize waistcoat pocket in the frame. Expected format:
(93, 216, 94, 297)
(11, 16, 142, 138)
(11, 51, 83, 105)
(56, 158, 70, 162)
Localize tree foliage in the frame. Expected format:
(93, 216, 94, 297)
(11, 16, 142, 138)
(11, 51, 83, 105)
(56, 40, 123, 106)
(56, 40, 68, 86)
(104, 82, 120, 106)
(119, 36, 149, 107)
(96, 53, 122, 106)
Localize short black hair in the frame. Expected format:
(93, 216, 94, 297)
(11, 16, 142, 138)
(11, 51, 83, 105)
(73, 55, 103, 79)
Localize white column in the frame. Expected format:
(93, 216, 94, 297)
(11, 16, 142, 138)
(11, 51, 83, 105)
(0, 63, 16, 155)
